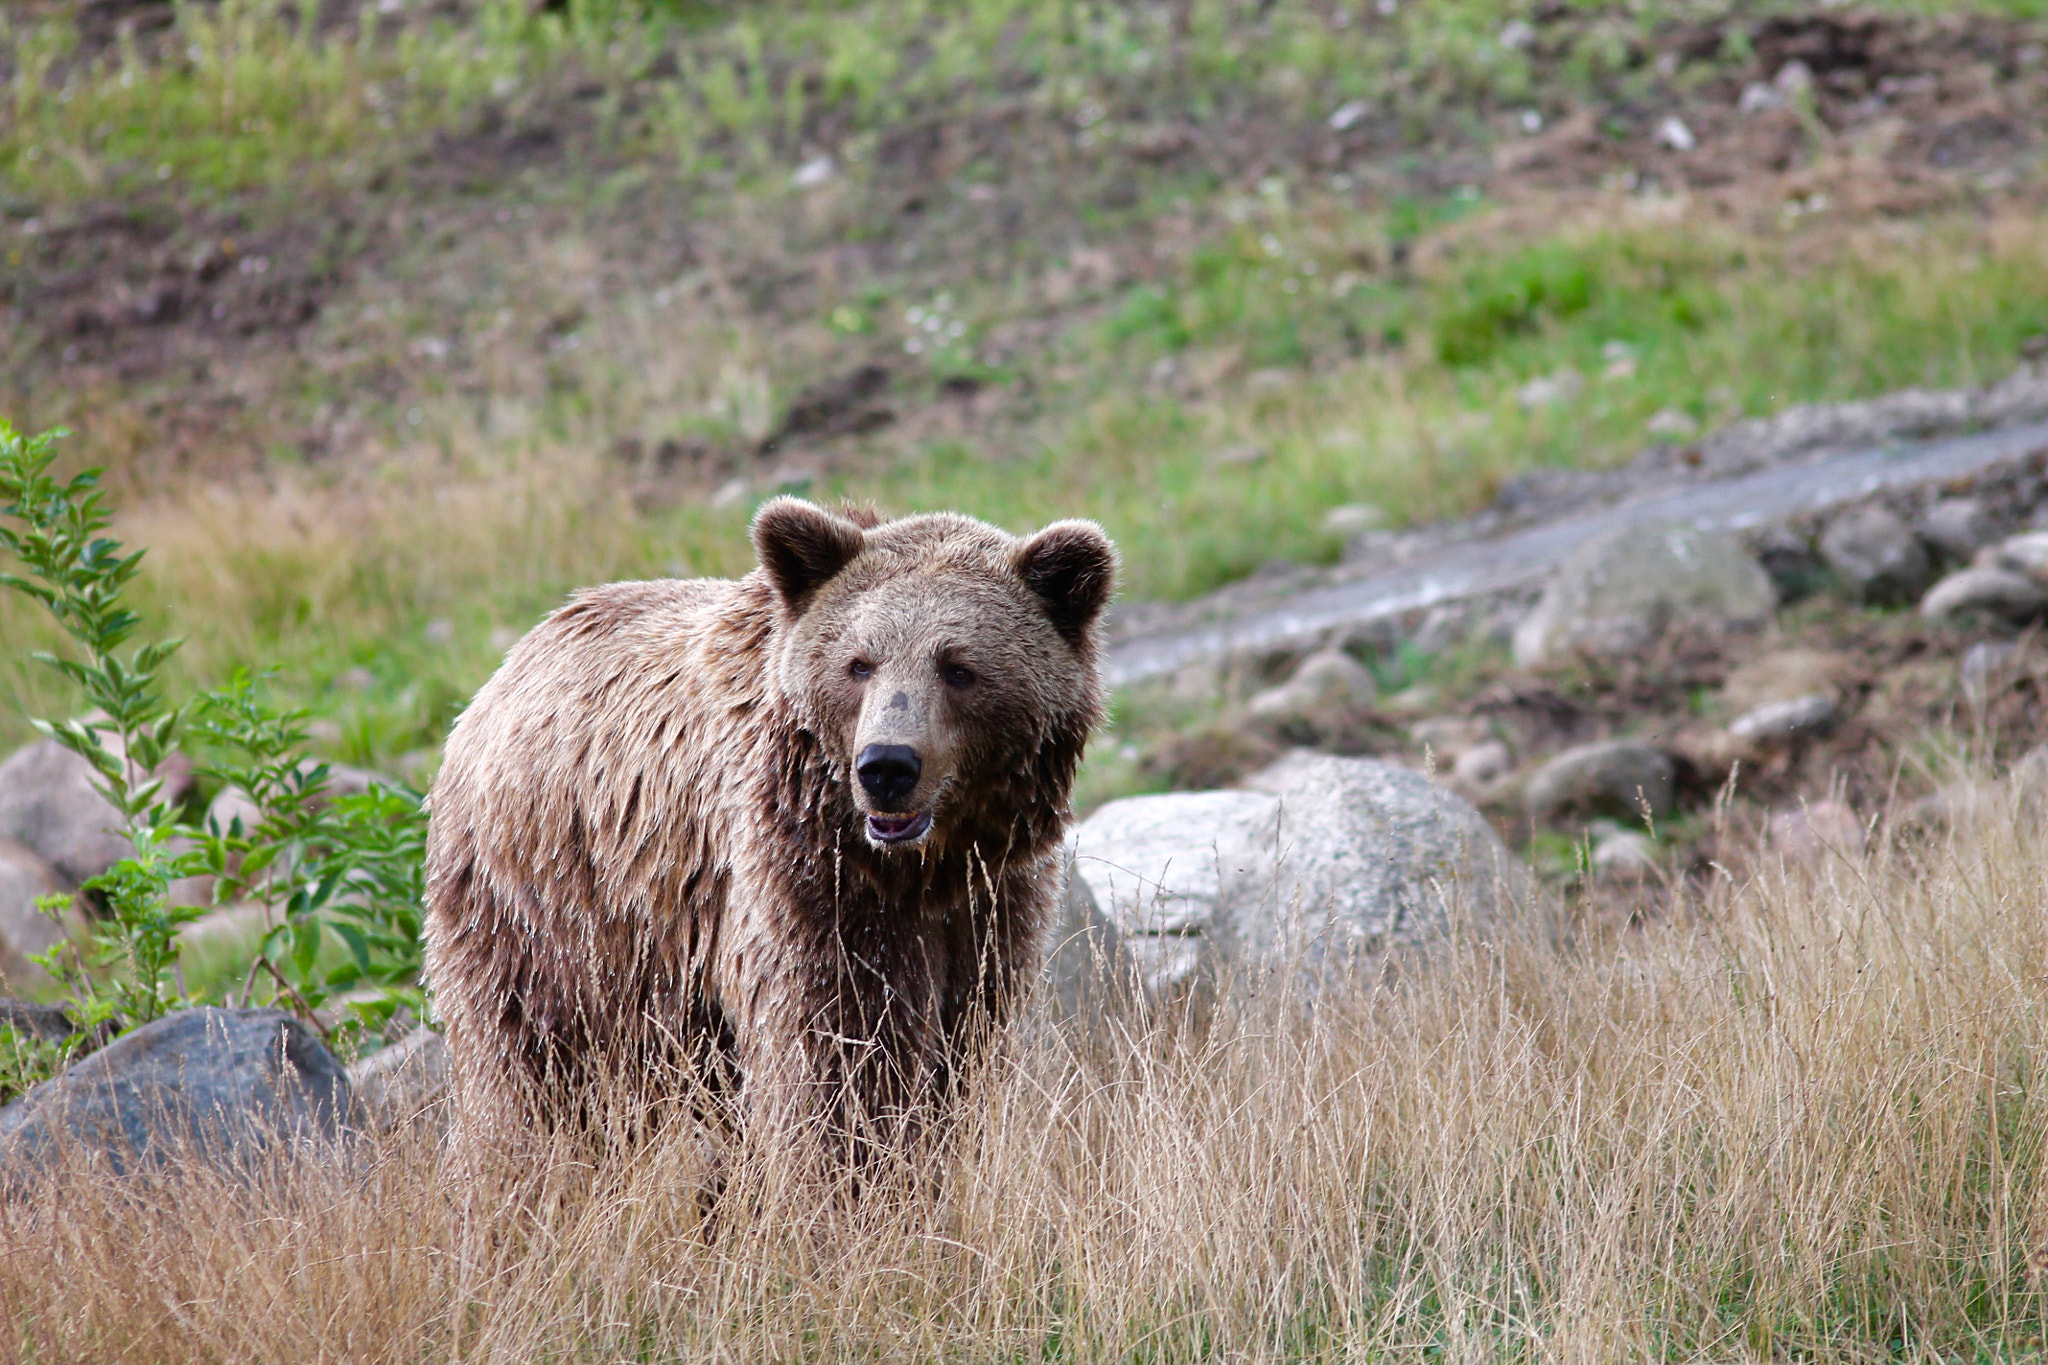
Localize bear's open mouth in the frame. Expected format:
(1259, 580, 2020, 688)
(866, 811, 932, 845)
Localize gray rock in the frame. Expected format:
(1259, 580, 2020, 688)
(1516, 368, 1586, 410)
(1320, 503, 1388, 538)
(346, 1026, 448, 1124)
(1919, 566, 2048, 625)
(1512, 522, 1776, 667)
(1245, 649, 1377, 723)
(1820, 504, 1931, 606)
(1524, 741, 1676, 823)
(1994, 530, 2048, 579)
(1644, 408, 1700, 441)
(1408, 715, 1492, 764)
(1727, 692, 1840, 745)
(0, 838, 83, 990)
(1239, 753, 1539, 971)
(0, 1008, 352, 1177)
(1590, 828, 1659, 880)
(1062, 790, 1280, 1000)
(1055, 756, 1539, 1008)
(0, 738, 133, 889)
(1452, 740, 1513, 789)
(1959, 640, 2018, 711)
(1918, 497, 1999, 561)
(0, 998, 86, 1044)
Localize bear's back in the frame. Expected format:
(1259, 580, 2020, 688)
(427, 574, 776, 955)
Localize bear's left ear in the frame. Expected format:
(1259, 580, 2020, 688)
(752, 496, 868, 617)
(1015, 520, 1118, 648)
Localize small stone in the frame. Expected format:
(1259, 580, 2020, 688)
(1919, 566, 2048, 626)
(1738, 81, 1784, 114)
(1517, 368, 1586, 410)
(1246, 649, 1377, 723)
(1328, 100, 1368, 132)
(1727, 692, 1839, 745)
(791, 154, 836, 189)
(1590, 828, 1659, 880)
(1453, 740, 1513, 788)
(1819, 505, 1931, 606)
(1992, 530, 2048, 578)
(1918, 497, 1998, 562)
(1656, 116, 1697, 152)
(1773, 60, 1815, 95)
(708, 477, 750, 510)
(1410, 715, 1492, 763)
(1498, 18, 1535, 49)
(1321, 502, 1389, 538)
(1208, 443, 1269, 469)
(1644, 407, 1700, 440)
(1959, 640, 2018, 711)
(1524, 741, 1676, 823)
(1768, 800, 1864, 862)
(1669, 725, 1752, 783)
(422, 618, 455, 646)
(1719, 648, 1849, 712)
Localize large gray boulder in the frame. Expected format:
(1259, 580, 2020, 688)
(1512, 522, 1776, 667)
(0, 1008, 352, 1178)
(1051, 755, 1540, 1010)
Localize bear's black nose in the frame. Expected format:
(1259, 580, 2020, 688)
(856, 744, 922, 810)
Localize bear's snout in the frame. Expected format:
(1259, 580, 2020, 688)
(856, 743, 922, 810)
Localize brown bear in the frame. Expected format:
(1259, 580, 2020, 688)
(422, 497, 1116, 1164)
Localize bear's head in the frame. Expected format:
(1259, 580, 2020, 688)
(751, 497, 1117, 855)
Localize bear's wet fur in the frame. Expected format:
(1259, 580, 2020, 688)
(423, 497, 1116, 1164)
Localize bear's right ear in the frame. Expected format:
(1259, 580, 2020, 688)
(751, 496, 868, 617)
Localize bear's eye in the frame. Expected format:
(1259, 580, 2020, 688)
(849, 659, 874, 680)
(941, 662, 976, 690)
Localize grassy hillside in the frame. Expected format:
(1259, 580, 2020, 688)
(4, 0, 2048, 767)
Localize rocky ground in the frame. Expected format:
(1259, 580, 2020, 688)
(1089, 378, 2048, 955)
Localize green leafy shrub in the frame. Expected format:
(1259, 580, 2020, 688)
(0, 419, 428, 1093)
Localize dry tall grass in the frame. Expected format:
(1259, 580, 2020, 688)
(8, 799, 2048, 1362)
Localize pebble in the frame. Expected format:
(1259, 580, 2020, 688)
(1524, 740, 1676, 823)
(1958, 640, 2018, 711)
(1919, 566, 2047, 625)
(1452, 740, 1513, 789)
(1992, 530, 2048, 578)
(1917, 497, 1998, 561)
(1727, 691, 1839, 745)
(1590, 827, 1659, 881)
(1644, 408, 1700, 440)
(1516, 368, 1586, 410)
(1820, 504, 1931, 606)
(1321, 503, 1389, 538)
